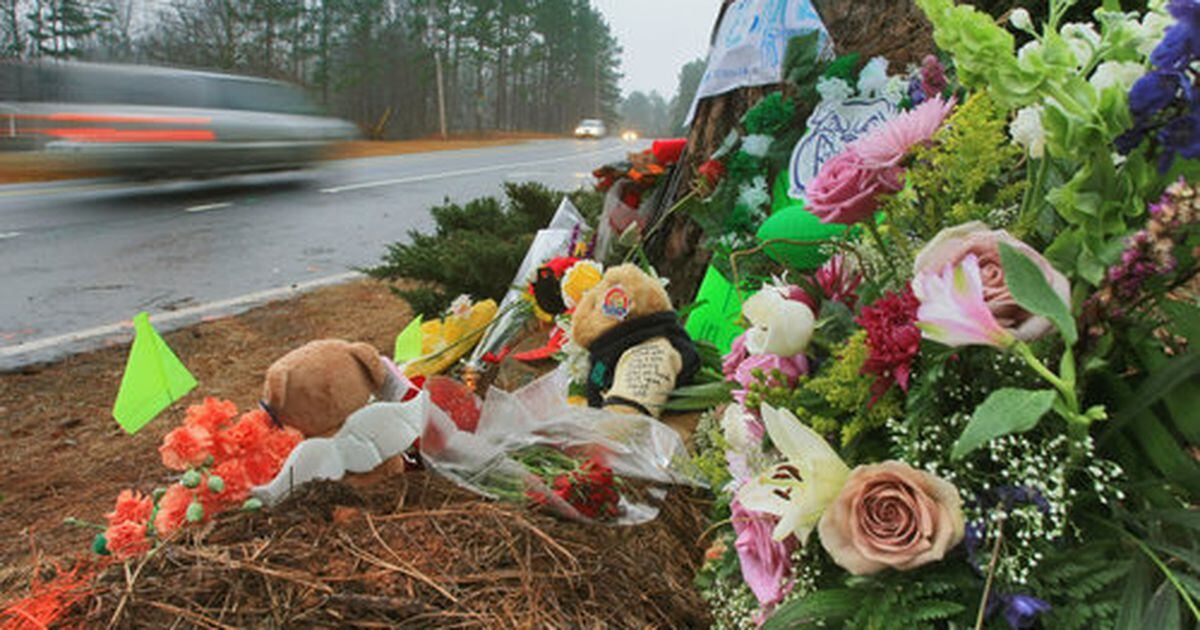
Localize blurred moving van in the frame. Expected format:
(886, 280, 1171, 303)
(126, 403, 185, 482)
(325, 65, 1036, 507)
(0, 61, 358, 178)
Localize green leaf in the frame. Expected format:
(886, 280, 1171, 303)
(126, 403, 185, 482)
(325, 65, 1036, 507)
(1105, 353, 1200, 440)
(999, 242, 1078, 345)
(1142, 509, 1200, 530)
(763, 589, 859, 629)
(1144, 581, 1183, 630)
(952, 388, 1057, 459)
(1116, 558, 1153, 630)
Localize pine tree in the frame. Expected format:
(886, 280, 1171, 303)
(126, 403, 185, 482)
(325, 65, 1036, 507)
(27, 0, 109, 59)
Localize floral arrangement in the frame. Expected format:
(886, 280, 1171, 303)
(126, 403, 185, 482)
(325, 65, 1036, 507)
(94, 398, 302, 560)
(688, 1, 1200, 628)
(520, 446, 623, 521)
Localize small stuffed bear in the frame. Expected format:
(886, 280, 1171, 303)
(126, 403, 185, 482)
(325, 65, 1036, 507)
(571, 264, 699, 418)
(262, 339, 396, 438)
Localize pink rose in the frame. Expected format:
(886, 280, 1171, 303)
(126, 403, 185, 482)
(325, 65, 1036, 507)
(914, 222, 1071, 341)
(818, 461, 965, 575)
(806, 149, 902, 225)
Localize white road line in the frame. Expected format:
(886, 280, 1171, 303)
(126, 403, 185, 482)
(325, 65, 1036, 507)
(0, 271, 362, 362)
(0, 231, 20, 240)
(185, 202, 233, 213)
(321, 145, 622, 194)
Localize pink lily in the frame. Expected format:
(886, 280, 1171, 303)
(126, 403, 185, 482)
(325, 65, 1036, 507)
(913, 253, 1016, 349)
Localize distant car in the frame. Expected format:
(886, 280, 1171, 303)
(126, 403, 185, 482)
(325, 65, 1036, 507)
(620, 130, 639, 142)
(574, 119, 607, 139)
(0, 61, 358, 178)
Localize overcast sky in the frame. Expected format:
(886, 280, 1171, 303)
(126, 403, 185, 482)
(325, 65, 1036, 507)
(592, 0, 718, 99)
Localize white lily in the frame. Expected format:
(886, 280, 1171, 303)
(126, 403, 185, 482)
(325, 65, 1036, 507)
(742, 288, 815, 357)
(736, 405, 850, 543)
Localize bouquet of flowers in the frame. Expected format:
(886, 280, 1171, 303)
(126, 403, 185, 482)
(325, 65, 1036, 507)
(689, 1, 1200, 628)
(94, 398, 303, 560)
(518, 446, 624, 521)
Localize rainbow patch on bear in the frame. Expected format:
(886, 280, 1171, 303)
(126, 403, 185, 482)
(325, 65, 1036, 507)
(601, 286, 633, 320)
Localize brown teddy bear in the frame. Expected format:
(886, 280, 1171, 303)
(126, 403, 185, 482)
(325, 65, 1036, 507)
(571, 264, 699, 418)
(262, 339, 393, 438)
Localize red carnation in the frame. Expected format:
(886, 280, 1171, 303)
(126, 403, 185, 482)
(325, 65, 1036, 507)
(651, 138, 687, 166)
(698, 159, 726, 187)
(856, 286, 922, 404)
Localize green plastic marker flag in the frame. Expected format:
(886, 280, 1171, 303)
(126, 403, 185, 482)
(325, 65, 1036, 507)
(394, 315, 424, 363)
(685, 265, 746, 355)
(112, 312, 197, 434)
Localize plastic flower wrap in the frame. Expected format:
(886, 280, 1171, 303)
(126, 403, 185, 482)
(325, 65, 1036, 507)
(420, 368, 705, 525)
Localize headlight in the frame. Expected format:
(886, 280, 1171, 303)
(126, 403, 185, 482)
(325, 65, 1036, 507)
(621, 131, 639, 141)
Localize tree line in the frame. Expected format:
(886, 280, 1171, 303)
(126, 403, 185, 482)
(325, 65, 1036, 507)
(618, 57, 703, 138)
(1, 0, 624, 139)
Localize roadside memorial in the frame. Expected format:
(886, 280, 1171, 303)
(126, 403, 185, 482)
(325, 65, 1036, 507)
(4, 1, 1199, 628)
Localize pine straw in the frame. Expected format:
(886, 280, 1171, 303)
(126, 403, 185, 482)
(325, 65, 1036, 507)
(63, 472, 713, 628)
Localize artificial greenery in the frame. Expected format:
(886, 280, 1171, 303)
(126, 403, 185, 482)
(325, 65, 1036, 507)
(365, 182, 601, 317)
(764, 560, 978, 630)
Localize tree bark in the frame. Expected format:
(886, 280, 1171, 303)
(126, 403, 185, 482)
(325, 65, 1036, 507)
(649, 0, 937, 305)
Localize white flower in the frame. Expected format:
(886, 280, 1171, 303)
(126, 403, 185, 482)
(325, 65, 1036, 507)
(857, 56, 890, 97)
(721, 403, 755, 453)
(736, 405, 850, 542)
(1061, 22, 1101, 67)
(883, 75, 909, 102)
(1010, 106, 1046, 159)
(741, 134, 773, 158)
(1090, 61, 1146, 93)
(737, 175, 771, 210)
(1136, 8, 1172, 57)
(560, 338, 591, 383)
(816, 76, 854, 103)
(449, 295, 473, 318)
(1010, 8, 1033, 32)
(1017, 40, 1042, 68)
(742, 287, 815, 356)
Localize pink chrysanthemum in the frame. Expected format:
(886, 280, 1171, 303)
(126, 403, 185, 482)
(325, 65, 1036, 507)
(851, 96, 955, 169)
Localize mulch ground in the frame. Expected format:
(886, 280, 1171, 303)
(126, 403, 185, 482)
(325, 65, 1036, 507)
(0, 278, 714, 627)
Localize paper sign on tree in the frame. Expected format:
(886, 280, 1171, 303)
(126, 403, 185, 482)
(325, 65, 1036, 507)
(112, 312, 197, 434)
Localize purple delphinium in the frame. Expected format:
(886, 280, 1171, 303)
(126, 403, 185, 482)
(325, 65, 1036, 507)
(986, 593, 1053, 629)
(1119, 0, 1200, 171)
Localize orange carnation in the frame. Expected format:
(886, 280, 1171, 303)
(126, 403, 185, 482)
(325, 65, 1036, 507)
(105, 489, 153, 528)
(159, 425, 214, 471)
(184, 397, 238, 434)
(104, 521, 150, 560)
(154, 484, 193, 538)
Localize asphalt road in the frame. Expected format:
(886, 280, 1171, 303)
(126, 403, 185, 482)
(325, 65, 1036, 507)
(0, 138, 636, 367)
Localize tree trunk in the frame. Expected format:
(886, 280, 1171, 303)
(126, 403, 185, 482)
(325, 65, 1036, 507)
(649, 0, 936, 305)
